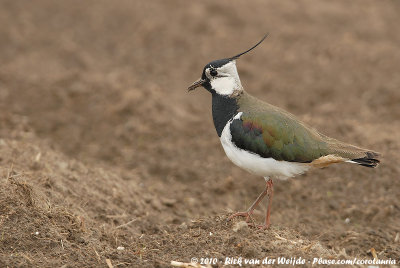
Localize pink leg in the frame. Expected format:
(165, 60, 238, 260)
(258, 179, 274, 230)
(227, 179, 271, 225)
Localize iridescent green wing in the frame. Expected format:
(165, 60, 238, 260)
(230, 110, 329, 162)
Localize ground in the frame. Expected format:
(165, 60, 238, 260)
(0, 0, 399, 267)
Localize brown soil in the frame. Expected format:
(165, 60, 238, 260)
(0, 0, 399, 267)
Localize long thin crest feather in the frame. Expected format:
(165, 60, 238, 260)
(230, 33, 269, 60)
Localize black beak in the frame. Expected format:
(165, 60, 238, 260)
(187, 78, 206, 91)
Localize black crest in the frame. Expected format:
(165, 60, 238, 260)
(230, 33, 269, 60)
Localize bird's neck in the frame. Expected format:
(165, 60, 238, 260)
(211, 92, 242, 137)
(210, 76, 243, 96)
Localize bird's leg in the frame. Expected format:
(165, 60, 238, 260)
(257, 178, 274, 230)
(227, 183, 269, 224)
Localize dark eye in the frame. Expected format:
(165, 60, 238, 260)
(210, 69, 218, 77)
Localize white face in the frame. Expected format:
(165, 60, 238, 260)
(205, 61, 243, 96)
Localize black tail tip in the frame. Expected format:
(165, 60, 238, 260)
(352, 151, 381, 168)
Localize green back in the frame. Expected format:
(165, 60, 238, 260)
(233, 92, 331, 162)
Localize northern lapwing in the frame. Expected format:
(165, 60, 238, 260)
(188, 34, 380, 230)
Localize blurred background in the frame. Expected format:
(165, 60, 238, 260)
(0, 0, 399, 267)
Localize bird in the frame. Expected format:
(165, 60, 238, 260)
(187, 34, 381, 230)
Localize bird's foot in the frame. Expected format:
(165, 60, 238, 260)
(254, 223, 271, 230)
(245, 219, 271, 230)
(227, 211, 254, 223)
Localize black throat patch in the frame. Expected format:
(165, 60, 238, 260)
(211, 93, 239, 137)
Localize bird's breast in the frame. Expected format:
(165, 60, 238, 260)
(211, 94, 239, 137)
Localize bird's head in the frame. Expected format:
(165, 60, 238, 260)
(188, 34, 268, 96)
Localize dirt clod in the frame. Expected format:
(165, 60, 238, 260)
(232, 221, 250, 233)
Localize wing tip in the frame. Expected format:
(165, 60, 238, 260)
(351, 151, 381, 168)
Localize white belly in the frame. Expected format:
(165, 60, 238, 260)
(220, 113, 310, 180)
